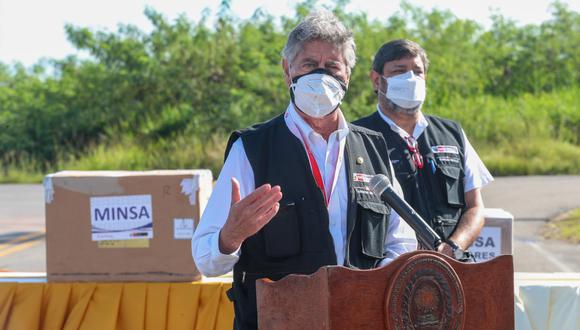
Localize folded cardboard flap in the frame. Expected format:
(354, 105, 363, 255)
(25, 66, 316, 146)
(45, 170, 213, 202)
(52, 176, 125, 196)
(45, 170, 212, 282)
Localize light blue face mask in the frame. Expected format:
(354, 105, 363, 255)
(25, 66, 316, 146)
(383, 71, 426, 109)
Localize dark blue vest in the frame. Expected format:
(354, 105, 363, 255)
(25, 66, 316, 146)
(354, 112, 466, 240)
(224, 114, 395, 329)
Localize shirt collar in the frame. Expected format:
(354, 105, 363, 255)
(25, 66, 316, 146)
(286, 103, 350, 142)
(376, 104, 428, 139)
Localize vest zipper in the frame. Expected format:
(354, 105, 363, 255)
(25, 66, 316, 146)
(344, 141, 354, 266)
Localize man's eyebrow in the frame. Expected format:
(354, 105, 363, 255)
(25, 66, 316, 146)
(299, 57, 319, 64)
(325, 60, 343, 66)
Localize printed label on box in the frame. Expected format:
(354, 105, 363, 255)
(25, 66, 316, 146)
(174, 218, 195, 240)
(91, 195, 153, 241)
(471, 226, 502, 262)
(97, 239, 150, 248)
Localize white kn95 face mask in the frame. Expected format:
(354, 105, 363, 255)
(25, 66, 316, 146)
(385, 71, 426, 109)
(290, 68, 347, 118)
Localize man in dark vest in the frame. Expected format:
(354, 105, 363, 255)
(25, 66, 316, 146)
(192, 12, 417, 330)
(354, 39, 493, 260)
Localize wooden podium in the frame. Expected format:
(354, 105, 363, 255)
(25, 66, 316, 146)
(256, 251, 514, 329)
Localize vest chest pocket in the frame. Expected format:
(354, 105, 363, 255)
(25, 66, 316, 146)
(356, 197, 390, 259)
(437, 162, 465, 207)
(392, 149, 417, 181)
(263, 202, 301, 258)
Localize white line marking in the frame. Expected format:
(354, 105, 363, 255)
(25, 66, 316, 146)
(527, 241, 574, 272)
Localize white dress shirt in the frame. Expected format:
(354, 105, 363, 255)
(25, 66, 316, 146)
(376, 107, 493, 192)
(191, 104, 417, 277)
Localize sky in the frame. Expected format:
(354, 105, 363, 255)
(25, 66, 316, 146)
(0, 0, 578, 66)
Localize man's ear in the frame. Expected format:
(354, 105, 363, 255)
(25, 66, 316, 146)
(282, 59, 291, 87)
(369, 70, 381, 92)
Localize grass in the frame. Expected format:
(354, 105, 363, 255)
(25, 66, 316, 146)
(2, 88, 580, 183)
(0, 168, 45, 184)
(478, 139, 580, 176)
(432, 87, 580, 176)
(543, 209, 580, 244)
(60, 134, 227, 175)
(5, 136, 580, 183)
(0, 160, 47, 183)
(1, 134, 228, 183)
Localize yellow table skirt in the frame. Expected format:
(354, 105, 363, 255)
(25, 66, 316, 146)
(0, 282, 234, 330)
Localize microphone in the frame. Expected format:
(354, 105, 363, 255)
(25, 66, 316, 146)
(369, 174, 443, 251)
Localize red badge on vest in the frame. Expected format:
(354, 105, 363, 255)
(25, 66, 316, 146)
(353, 173, 373, 183)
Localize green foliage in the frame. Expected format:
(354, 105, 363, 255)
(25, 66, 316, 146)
(0, 1, 579, 182)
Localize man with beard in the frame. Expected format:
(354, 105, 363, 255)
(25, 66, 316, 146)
(192, 15, 416, 330)
(354, 39, 493, 260)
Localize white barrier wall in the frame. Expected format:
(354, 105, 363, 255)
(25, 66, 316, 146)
(515, 273, 580, 330)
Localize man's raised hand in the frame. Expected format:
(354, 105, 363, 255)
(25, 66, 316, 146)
(219, 177, 283, 254)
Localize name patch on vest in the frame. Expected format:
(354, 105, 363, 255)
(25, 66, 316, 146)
(431, 145, 459, 154)
(353, 173, 373, 183)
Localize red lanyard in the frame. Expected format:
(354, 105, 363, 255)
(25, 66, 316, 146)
(404, 136, 424, 169)
(302, 140, 330, 206)
(288, 110, 339, 207)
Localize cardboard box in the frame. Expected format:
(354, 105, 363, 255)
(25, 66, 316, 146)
(44, 170, 212, 282)
(471, 208, 514, 262)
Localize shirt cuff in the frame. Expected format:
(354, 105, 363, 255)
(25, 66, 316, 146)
(211, 230, 241, 260)
(378, 252, 400, 267)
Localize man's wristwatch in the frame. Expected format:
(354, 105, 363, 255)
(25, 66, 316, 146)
(446, 239, 467, 261)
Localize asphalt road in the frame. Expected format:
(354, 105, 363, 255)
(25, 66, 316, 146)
(0, 184, 45, 272)
(482, 176, 580, 272)
(0, 177, 579, 273)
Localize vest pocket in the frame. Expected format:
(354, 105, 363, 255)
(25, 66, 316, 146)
(357, 200, 390, 259)
(230, 273, 258, 329)
(438, 164, 464, 207)
(263, 202, 301, 258)
(434, 216, 458, 239)
(297, 198, 328, 253)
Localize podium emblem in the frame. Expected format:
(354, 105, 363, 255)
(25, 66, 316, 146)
(385, 253, 465, 329)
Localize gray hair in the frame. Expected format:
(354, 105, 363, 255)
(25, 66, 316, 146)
(282, 10, 356, 73)
(372, 39, 429, 74)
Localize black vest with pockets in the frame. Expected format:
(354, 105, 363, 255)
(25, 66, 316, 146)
(354, 112, 466, 240)
(224, 113, 394, 329)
